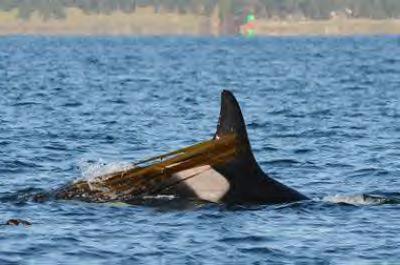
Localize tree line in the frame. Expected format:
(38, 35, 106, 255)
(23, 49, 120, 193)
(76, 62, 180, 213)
(1, 0, 400, 20)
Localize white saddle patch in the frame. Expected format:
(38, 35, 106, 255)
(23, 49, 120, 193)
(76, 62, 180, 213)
(172, 165, 230, 203)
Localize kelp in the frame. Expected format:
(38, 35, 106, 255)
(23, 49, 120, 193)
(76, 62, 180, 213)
(56, 134, 238, 202)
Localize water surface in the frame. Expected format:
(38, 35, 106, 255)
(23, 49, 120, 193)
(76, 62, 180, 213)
(1, 36, 400, 264)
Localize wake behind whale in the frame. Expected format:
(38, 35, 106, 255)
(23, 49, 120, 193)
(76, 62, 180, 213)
(2, 186, 399, 208)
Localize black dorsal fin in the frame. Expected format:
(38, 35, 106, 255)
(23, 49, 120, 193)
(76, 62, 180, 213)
(214, 90, 250, 146)
(214, 90, 258, 166)
(212, 90, 308, 203)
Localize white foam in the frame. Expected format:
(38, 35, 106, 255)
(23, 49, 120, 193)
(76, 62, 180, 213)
(78, 159, 133, 182)
(142, 195, 176, 200)
(323, 194, 386, 206)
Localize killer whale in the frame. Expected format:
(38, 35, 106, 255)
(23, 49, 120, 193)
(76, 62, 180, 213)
(53, 90, 308, 204)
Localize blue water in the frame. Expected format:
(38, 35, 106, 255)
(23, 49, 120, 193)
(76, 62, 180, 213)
(1, 36, 400, 264)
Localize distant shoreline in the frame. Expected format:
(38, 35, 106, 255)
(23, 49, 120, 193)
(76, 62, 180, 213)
(0, 8, 399, 36)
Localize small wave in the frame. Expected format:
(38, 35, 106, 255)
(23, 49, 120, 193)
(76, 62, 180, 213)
(253, 145, 277, 152)
(323, 194, 398, 206)
(247, 121, 268, 129)
(107, 98, 128, 104)
(238, 246, 276, 255)
(264, 159, 300, 166)
(0, 141, 11, 146)
(293, 148, 313, 154)
(0, 187, 47, 203)
(62, 102, 82, 107)
(346, 167, 389, 178)
(219, 235, 266, 243)
(325, 162, 354, 169)
(12, 101, 41, 106)
(77, 159, 133, 182)
(270, 133, 301, 138)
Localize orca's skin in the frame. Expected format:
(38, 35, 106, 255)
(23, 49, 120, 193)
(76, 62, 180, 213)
(53, 90, 308, 204)
(152, 90, 308, 204)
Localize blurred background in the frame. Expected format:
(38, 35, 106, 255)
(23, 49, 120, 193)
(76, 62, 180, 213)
(1, 0, 400, 36)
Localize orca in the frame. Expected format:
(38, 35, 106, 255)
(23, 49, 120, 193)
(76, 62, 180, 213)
(53, 90, 308, 204)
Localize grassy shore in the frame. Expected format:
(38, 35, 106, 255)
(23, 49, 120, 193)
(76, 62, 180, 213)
(0, 8, 399, 36)
(254, 18, 400, 36)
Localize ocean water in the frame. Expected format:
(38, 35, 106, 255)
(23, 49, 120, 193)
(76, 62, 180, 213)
(0, 36, 400, 264)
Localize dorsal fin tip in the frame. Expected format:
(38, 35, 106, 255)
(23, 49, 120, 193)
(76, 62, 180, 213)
(214, 90, 249, 143)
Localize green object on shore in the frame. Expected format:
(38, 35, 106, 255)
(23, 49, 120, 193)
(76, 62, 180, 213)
(246, 13, 255, 23)
(244, 12, 255, 37)
(246, 28, 255, 38)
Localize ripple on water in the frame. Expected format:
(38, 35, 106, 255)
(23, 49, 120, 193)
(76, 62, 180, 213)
(1, 36, 400, 264)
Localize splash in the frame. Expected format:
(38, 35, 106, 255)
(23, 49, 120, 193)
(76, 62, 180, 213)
(323, 194, 390, 206)
(77, 159, 133, 183)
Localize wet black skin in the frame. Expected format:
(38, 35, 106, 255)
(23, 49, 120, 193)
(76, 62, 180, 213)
(157, 90, 308, 204)
(52, 90, 308, 204)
